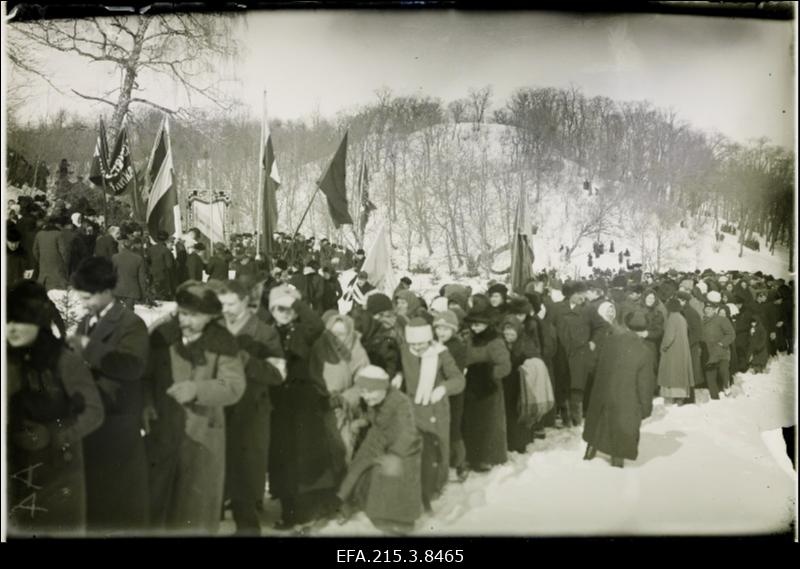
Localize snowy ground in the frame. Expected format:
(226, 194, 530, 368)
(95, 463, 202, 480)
(217, 354, 795, 537)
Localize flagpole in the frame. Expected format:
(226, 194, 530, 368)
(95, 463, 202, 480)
(256, 89, 266, 260)
(98, 119, 110, 228)
(293, 186, 320, 238)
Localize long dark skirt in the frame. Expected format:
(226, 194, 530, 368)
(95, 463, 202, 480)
(502, 372, 533, 453)
(462, 364, 507, 467)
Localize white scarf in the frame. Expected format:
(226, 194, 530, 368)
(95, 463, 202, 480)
(414, 343, 447, 406)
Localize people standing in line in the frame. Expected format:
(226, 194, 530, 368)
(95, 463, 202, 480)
(6, 281, 105, 537)
(144, 281, 245, 535)
(67, 257, 151, 534)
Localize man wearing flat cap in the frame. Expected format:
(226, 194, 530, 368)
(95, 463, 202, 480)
(143, 280, 246, 535)
(68, 257, 150, 534)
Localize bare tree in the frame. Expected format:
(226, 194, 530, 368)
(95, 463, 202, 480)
(467, 86, 493, 124)
(8, 13, 239, 138)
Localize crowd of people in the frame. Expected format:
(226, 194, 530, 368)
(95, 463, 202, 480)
(5, 198, 796, 538)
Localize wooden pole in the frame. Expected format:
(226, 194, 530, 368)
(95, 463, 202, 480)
(293, 185, 321, 238)
(256, 89, 266, 260)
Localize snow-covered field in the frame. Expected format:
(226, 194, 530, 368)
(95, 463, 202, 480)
(215, 354, 795, 537)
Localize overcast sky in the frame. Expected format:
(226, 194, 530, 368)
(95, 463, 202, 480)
(8, 9, 796, 147)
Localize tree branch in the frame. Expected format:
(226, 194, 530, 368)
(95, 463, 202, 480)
(71, 89, 116, 107)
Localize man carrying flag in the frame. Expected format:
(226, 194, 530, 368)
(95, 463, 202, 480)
(259, 95, 281, 268)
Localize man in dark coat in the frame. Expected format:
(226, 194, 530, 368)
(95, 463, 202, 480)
(205, 245, 230, 281)
(15, 204, 39, 272)
(553, 282, 592, 426)
(289, 258, 325, 313)
(33, 217, 68, 290)
(321, 265, 344, 312)
(94, 226, 120, 259)
(7, 226, 30, 287)
(217, 279, 285, 536)
(185, 242, 206, 282)
(147, 230, 176, 300)
(583, 311, 655, 467)
(112, 237, 148, 309)
(60, 213, 89, 278)
(66, 257, 150, 533)
(677, 291, 703, 400)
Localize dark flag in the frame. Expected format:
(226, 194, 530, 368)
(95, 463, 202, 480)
(103, 125, 136, 195)
(261, 119, 281, 262)
(317, 131, 353, 228)
(144, 116, 180, 237)
(88, 118, 110, 188)
(510, 231, 535, 295)
(358, 160, 376, 235)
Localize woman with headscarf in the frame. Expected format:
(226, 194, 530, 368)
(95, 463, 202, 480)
(267, 285, 347, 530)
(657, 298, 694, 404)
(7, 280, 105, 537)
(310, 311, 370, 462)
(500, 315, 541, 453)
(639, 289, 666, 370)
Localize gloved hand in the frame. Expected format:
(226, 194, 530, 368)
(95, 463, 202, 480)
(430, 385, 447, 404)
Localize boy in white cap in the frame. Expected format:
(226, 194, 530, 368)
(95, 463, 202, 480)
(337, 365, 423, 534)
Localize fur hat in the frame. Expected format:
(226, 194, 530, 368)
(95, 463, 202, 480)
(676, 291, 692, 302)
(626, 311, 648, 331)
(432, 309, 460, 332)
(70, 257, 118, 293)
(464, 305, 494, 325)
(447, 292, 469, 312)
(357, 271, 369, 280)
(354, 365, 390, 391)
(696, 281, 709, 295)
(706, 290, 722, 305)
(679, 279, 694, 291)
(405, 317, 433, 344)
(366, 293, 393, 315)
(176, 281, 222, 315)
(487, 283, 509, 298)
(7, 280, 55, 328)
(501, 314, 523, 336)
(508, 297, 532, 316)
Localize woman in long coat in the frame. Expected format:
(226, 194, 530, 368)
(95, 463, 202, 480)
(462, 306, 512, 471)
(309, 312, 370, 462)
(657, 298, 694, 403)
(6, 282, 105, 537)
(267, 285, 347, 529)
(500, 315, 540, 453)
(583, 312, 656, 467)
(640, 290, 666, 370)
(337, 366, 423, 534)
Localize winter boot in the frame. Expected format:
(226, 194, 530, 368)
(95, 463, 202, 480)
(610, 456, 624, 468)
(558, 404, 572, 428)
(569, 399, 584, 427)
(583, 446, 597, 461)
